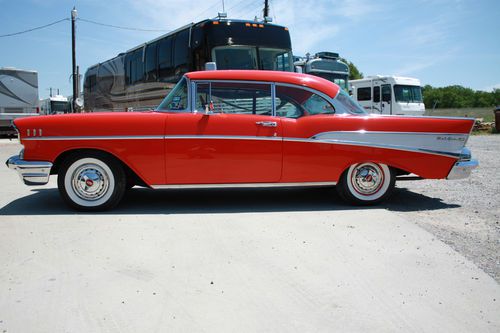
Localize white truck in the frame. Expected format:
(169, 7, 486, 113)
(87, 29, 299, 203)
(0, 67, 39, 135)
(40, 95, 71, 115)
(349, 75, 425, 116)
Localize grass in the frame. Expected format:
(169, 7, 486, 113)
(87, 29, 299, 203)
(424, 107, 495, 122)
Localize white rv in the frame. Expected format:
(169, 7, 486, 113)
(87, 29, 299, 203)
(349, 76, 425, 116)
(0, 67, 39, 134)
(40, 95, 71, 115)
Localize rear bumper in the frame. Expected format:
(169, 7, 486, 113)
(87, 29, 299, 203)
(6, 154, 52, 185)
(447, 159, 479, 180)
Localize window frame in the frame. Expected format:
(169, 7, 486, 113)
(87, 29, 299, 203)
(357, 87, 372, 101)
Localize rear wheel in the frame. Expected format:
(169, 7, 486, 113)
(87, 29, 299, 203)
(336, 162, 395, 205)
(57, 153, 126, 211)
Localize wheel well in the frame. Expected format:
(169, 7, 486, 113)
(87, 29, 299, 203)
(51, 149, 147, 187)
(338, 163, 411, 181)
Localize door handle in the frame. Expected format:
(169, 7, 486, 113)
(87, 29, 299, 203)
(256, 121, 277, 127)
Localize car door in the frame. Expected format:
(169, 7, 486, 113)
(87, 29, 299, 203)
(164, 80, 282, 184)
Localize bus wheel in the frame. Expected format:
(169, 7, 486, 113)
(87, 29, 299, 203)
(336, 162, 395, 205)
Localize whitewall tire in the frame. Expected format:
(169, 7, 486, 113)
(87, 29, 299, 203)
(337, 162, 395, 205)
(58, 153, 126, 211)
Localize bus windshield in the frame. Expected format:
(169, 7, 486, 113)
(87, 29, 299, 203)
(394, 85, 423, 103)
(212, 46, 293, 71)
(51, 101, 70, 113)
(313, 72, 348, 91)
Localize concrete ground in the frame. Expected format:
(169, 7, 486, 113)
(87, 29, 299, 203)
(0, 139, 499, 332)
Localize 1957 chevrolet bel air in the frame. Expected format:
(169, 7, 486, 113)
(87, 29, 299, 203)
(6, 70, 478, 211)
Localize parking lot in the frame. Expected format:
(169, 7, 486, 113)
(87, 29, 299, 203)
(1, 136, 499, 332)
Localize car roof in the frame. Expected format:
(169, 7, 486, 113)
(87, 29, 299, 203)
(185, 70, 340, 98)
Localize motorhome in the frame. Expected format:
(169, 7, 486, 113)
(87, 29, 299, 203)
(39, 95, 71, 115)
(0, 67, 39, 134)
(349, 76, 425, 116)
(294, 52, 349, 91)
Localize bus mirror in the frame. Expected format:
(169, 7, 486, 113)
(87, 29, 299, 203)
(205, 62, 217, 71)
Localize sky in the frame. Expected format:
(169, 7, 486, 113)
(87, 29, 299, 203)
(0, 0, 499, 99)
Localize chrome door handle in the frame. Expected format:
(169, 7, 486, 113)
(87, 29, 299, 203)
(256, 121, 277, 127)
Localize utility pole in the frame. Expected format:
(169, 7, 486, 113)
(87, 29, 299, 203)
(263, 0, 269, 20)
(71, 7, 78, 113)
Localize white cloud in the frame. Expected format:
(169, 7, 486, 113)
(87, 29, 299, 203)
(480, 83, 500, 92)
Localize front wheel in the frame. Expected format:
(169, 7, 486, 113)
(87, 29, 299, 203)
(57, 153, 126, 211)
(336, 162, 395, 205)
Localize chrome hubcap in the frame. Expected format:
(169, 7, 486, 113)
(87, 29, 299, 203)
(72, 164, 109, 201)
(351, 163, 384, 195)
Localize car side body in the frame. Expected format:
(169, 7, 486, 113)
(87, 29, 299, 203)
(7, 70, 478, 210)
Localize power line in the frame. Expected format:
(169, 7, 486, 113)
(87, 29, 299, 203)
(78, 18, 168, 32)
(0, 18, 69, 38)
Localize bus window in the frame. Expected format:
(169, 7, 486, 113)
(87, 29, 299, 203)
(125, 48, 144, 85)
(173, 29, 190, 79)
(158, 36, 173, 81)
(212, 46, 257, 70)
(259, 48, 292, 71)
(382, 84, 391, 102)
(145, 42, 158, 82)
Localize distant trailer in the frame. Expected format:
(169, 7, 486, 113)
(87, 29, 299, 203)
(40, 95, 71, 115)
(349, 75, 425, 116)
(0, 67, 39, 135)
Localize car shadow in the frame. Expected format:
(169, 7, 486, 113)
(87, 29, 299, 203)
(0, 185, 460, 216)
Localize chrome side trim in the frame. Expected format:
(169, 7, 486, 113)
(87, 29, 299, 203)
(23, 135, 165, 141)
(166, 135, 282, 141)
(308, 131, 468, 158)
(151, 181, 337, 189)
(6, 154, 52, 185)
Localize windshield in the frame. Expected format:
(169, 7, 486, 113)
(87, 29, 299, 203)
(51, 101, 70, 113)
(157, 77, 188, 111)
(332, 90, 367, 115)
(212, 46, 293, 71)
(394, 85, 423, 103)
(313, 72, 349, 91)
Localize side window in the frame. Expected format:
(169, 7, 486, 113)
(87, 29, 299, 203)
(173, 29, 190, 79)
(156, 77, 188, 111)
(145, 42, 158, 82)
(195, 81, 272, 115)
(382, 84, 391, 102)
(158, 36, 174, 82)
(275, 85, 334, 118)
(357, 87, 371, 101)
(97, 63, 113, 94)
(125, 48, 144, 85)
(373, 86, 380, 103)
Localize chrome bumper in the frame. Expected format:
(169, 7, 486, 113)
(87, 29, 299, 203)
(6, 154, 52, 185)
(447, 160, 479, 180)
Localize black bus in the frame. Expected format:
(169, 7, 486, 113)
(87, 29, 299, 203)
(83, 18, 293, 112)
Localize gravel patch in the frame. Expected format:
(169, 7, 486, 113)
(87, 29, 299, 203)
(387, 135, 500, 282)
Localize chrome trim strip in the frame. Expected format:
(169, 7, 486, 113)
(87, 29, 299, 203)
(282, 137, 462, 158)
(151, 181, 337, 189)
(23, 135, 165, 141)
(166, 135, 282, 141)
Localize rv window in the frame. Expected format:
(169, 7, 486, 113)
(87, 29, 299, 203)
(357, 87, 371, 101)
(382, 85, 391, 102)
(373, 86, 380, 103)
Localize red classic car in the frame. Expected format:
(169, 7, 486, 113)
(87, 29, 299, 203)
(7, 70, 478, 211)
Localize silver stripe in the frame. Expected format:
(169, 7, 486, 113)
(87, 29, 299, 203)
(151, 181, 337, 189)
(166, 135, 281, 141)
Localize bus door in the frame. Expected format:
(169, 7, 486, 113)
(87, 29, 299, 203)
(381, 84, 392, 115)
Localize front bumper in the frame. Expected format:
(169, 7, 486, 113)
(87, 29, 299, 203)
(6, 154, 52, 185)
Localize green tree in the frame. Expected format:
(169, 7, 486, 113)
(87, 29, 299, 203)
(340, 57, 363, 80)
